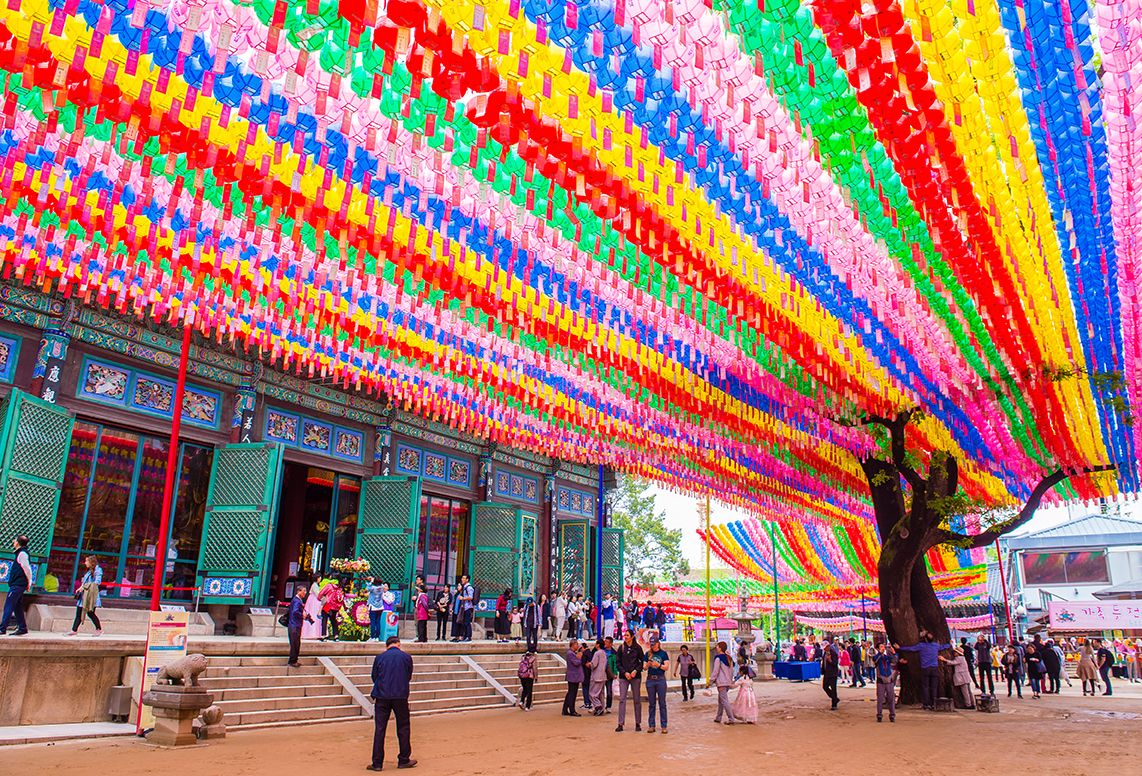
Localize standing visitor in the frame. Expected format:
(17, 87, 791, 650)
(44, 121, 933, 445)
(434, 586, 451, 641)
(1051, 639, 1072, 689)
(494, 588, 512, 644)
(449, 582, 464, 642)
(567, 595, 581, 639)
(517, 651, 538, 711)
(959, 637, 977, 689)
(0, 535, 32, 636)
(793, 639, 808, 662)
(523, 596, 541, 652)
(458, 575, 475, 642)
(286, 585, 312, 667)
(563, 639, 584, 717)
(711, 641, 738, 724)
(1024, 643, 1044, 699)
(540, 593, 551, 641)
(899, 632, 951, 710)
(940, 646, 975, 708)
(601, 594, 615, 639)
(615, 629, 645, 732)
(1095, 638, 1114, 696)
(820, 635, 840, 710)
(838, 641, 852, 684)
(584, 598, 596, 640)
(974, 635, 995, 694)
(368, 636, 416, 771)
(603, 636, 617, 711)
(414, 584, 430, 643)
(872, 642, 898, 723)
(1002, 645, 1024, 698)
(1077, 642, 1099, 695)
(731, 664, 758, 724)
(675, 644, 698, 701)
(615, 601, 626, 638)
(1040, 638, 1061, 694)
(302, 580, 323, 640)
(848, 639, 866, 687)
(319, 576, 344, 642)
(642, 601, 657, 633)
(589, 638, 609, 716)
(644, 634, 669, 734)
(67, 555, 104, 636)
(553, 591, 568, 641)
(367, 578, 387, 642)
(581, 639, 595, 711)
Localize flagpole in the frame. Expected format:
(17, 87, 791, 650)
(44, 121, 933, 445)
(704, 493, 711, 685)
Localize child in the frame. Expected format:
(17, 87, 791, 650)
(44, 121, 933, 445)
(511, 606, 523, 641)
(731, 664, 758, 724)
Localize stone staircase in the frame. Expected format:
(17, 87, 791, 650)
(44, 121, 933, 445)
(330, 654, 509, 716)
(199, 656, 365, 730)
(471, 653, 567, 706)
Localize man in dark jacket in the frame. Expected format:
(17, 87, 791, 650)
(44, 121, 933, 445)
(821, 636, 840, 710)
(286, 586, 313, 667)
(0, 535, 32, 636)
(642, 601, 657, 631)
(369, 636, 416, 771)
(615, 630, 645, 732)
(523, 597, 541, 652)
(847, 639, 866, 687)
(974, 635, 994, 694)
(1040, 638, 1061, 693)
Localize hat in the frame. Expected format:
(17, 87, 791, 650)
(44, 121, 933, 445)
(953, 646, 963, 656)
(647, 631, 660, 644)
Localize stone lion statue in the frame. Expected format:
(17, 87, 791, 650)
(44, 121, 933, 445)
(155, 653, 209, 687)
(200, 705, 224, 725)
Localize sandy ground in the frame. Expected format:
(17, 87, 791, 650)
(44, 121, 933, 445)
(10, 678, 1141, 775)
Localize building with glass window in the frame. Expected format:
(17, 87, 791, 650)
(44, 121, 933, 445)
(0, 285, 623, 619)
(1002, 513, 1142, 628)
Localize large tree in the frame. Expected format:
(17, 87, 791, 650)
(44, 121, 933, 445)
(858, 409, 1112, 701)
(610, 475, 689, 594)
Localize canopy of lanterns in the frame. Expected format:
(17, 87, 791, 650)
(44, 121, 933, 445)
(1, 0, 1138, 546)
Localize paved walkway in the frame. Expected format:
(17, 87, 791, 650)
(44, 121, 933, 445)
(0, 722, 136, 747)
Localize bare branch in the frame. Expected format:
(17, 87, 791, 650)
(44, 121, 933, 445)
(935, 464, 1116, 549)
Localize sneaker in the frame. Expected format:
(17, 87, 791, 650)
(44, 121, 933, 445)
(11, 630, 28, 636)
(877, 716, 882, 723)
(661, 729, 668, 734)
(889, 716, 895, 722)
(65, 631, 78, 637)
(614, 725, 623, 732)
(366, 765, 383, 772)
(93, 630, 103, 637)
(635, 724, 642, 732)
(647, 727, 656, 733)
(397, 760, 417, 770)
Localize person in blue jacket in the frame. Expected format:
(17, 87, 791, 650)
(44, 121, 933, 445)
(369, 636, 416, 771)
(899, 630, 952, 710)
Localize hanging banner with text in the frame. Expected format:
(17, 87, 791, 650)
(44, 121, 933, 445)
(1047, 601, 1142, 631)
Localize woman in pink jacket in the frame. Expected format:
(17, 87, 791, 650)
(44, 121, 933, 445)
(414, 583, 431, 643)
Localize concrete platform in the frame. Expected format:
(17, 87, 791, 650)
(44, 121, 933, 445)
(0, 722, 136, 747)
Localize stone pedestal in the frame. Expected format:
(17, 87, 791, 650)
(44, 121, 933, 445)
(142, 686, 215, 747)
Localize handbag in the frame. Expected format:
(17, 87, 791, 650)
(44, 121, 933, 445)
(688, 662, 702, 680)
(278, 613, 289, 627)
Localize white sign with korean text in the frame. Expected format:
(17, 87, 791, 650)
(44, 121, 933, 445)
(1047, 601, 1142, 630)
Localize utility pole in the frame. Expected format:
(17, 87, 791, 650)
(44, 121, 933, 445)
(704, 493, 712, 685)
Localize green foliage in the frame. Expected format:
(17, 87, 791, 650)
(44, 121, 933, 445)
(610, 475, 688, 588)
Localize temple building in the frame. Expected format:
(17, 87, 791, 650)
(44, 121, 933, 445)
(0, 285, 623, 622)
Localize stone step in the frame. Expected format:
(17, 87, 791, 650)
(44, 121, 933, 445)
(351, 682, 500, 703)
(211, 684, 345, 702)
(227, 704, 366, 728)
(233, 715, 367, 732)
(25, 603, 215, 636)
(199, 674, 337, 689)
(204, 664, 327, 679)
(216, 694, 358, 714)
(409, 695, 510, 713)
(410, 702, 505, 717)
(343, 669, 478, 684)
(407, 678, 491, 692)
(206, 656, 320, 668)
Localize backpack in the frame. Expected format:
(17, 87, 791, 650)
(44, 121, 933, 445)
(518, 656, 534, 679)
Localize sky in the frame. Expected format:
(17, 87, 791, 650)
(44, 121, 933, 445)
(648, 482, 1141, 574)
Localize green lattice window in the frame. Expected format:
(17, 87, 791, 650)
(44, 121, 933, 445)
(197, 443, 284, 604)
(468, 502, 522, 613)
(600, 527, 625, 599)
(0, 390, 74, 575)
(355, 476, 421, 610)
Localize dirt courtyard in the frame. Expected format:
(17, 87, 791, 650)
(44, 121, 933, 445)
(11, 678, 1140, 775)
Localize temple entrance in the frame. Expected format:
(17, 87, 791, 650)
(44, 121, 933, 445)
(268, 462, 360, 603)
(416, 495, 470, 597)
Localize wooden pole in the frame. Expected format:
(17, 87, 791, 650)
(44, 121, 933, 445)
(704, 493, 712, 685)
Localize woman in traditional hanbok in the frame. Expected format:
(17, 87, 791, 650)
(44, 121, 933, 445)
(731, 664, 758, 724)
(301, 580, 323, 639)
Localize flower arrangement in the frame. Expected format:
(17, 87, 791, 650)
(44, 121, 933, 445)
(330, 557, 371, 574)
